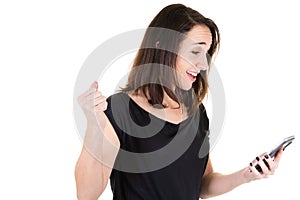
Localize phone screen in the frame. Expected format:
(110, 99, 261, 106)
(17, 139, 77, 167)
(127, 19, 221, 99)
(269, 135, 295, 157)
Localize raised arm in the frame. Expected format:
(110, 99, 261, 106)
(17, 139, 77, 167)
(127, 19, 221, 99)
(75, 82, 120, 200)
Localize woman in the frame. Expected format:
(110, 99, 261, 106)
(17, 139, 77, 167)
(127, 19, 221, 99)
(75, 4, 283, 200)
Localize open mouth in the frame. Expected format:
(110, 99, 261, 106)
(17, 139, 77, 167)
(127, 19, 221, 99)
(186, 70, 198, 82)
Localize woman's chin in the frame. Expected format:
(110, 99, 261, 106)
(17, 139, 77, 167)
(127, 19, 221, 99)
(177, 77, 194, 91)
(178, 83, 192, 91)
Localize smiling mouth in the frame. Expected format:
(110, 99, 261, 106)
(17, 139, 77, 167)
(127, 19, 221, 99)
(186, 70, 198, 82)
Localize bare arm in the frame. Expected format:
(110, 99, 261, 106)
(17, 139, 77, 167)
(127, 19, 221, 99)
(200, 149, 283, 199)
(75, 146, 112, 199)
(200, 158, 249, 199)
(75, 82, 120, 200)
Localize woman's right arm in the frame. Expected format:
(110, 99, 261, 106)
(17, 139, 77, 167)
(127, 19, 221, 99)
(75, 82, 120, 200)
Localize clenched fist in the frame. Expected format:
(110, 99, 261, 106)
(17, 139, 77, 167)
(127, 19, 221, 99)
(77, 81, 108, 128)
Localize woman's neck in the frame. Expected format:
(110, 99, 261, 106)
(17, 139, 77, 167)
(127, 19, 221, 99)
(161, 91, 180, 109)
(128, 90, 187, 124)
(132, 89, 180, 109)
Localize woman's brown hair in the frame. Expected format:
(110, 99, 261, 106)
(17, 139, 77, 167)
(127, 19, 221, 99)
(122, 4, 220, 113)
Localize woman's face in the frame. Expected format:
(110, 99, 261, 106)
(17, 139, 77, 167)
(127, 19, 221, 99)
(176, 25, 212, 90)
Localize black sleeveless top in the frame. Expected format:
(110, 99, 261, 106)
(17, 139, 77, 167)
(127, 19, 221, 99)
(104, 93, 210, 200)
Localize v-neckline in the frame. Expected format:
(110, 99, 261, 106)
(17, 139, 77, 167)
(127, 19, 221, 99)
(125, 93, 192, 126)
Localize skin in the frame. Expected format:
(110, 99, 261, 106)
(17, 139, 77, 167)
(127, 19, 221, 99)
(75, 82, 120, 200)
(75, 25, 283, 199)
(176, 25, 212, 90)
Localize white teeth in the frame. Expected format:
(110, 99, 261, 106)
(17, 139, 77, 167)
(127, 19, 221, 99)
(187, 70, 198, 77)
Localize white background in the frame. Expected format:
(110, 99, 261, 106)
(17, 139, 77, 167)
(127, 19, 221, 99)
(0, 0, 299, 199)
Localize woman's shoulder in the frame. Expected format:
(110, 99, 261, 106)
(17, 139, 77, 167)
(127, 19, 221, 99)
(106, 92, 130, 106)
(104, 92, 130, 129)
(107, 92, 128, 100)
(197, 103, 209, 128)
(105, 92, 135, 118)
(188, 103, 206, 118)
(198, 103, 207, 115)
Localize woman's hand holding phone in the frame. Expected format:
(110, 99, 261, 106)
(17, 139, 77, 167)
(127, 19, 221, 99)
(246, 135, 295, 181)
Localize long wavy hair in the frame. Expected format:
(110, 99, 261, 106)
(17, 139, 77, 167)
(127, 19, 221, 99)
(122, 4, 220, 114)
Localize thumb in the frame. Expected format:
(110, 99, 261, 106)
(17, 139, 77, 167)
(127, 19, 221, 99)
(274, 147, 284, 162)
(90, 81, 98, 90)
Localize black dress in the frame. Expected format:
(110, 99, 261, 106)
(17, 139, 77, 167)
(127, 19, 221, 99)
(104, 92, 210, 200)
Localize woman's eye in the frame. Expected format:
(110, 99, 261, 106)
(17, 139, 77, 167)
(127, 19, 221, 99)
(191, 51, 200, 55)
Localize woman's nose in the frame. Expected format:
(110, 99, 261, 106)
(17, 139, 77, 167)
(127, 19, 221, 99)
(195, 52, 208, 71)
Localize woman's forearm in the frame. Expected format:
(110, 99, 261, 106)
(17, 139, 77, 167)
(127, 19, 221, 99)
(75, 116, 120, 200)
(201, 149, 284, 199)
(201, 167, 250, 199)
(75, 146, 109, 200)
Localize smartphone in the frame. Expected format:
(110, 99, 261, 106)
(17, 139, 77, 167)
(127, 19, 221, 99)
(254, 135, 295, 173)
(269, 135, 295, 158)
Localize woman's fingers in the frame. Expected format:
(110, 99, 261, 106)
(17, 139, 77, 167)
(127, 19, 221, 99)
(91, 81, 98, 90)
(248, 163, 261, 177)
(248, 150, 284, 181)
(81, 81, 98, 97)
(274, 147, 283, 164)
(95, 101, 108, 111)
(78, 82, 108, 116)
(249, 156, 267, 179)
(86, 95, 107, 112)
(88, 91, 103, 101)
(94, 95, 107, 107)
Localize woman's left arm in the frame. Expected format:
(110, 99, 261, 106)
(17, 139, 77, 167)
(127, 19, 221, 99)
(200, 148, 283, 199)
